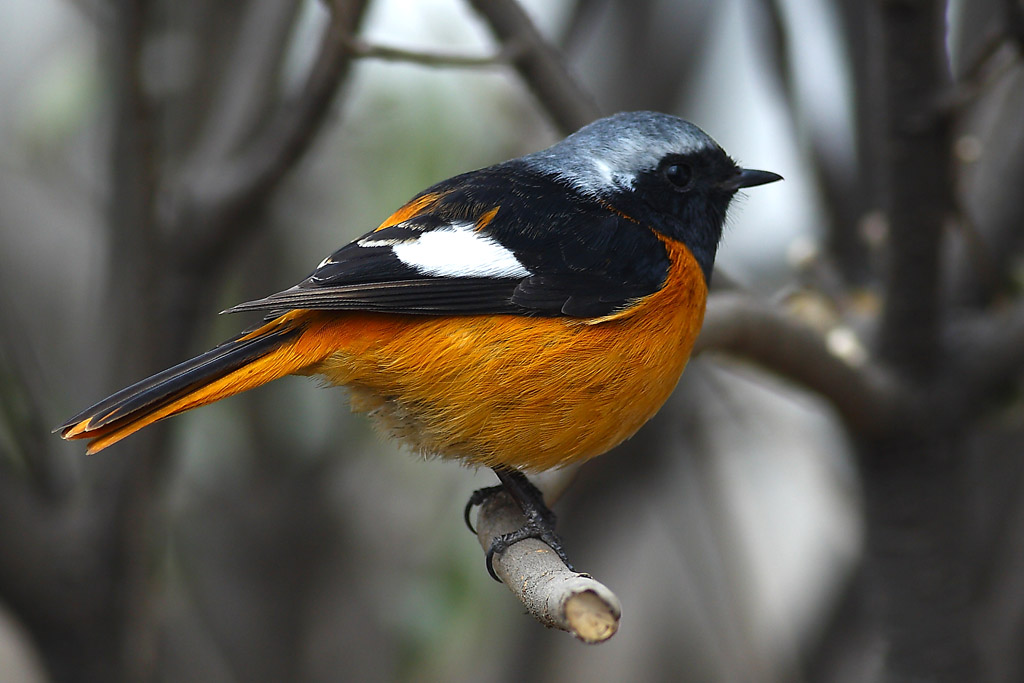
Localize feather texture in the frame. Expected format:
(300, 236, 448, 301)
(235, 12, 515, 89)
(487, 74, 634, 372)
(58, 313, 336, 453)
(225, 164, 671, 320)
(308, 238, 707, 471)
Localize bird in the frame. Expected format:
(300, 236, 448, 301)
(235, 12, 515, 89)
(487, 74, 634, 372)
(57, 111, 781, 578)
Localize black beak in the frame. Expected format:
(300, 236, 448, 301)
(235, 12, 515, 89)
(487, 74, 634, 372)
(720, 168, 783, 191)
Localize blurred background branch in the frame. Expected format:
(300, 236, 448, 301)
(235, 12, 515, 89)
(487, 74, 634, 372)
(467, 0, 600, 132)
(698, 292, 903, 436)
(171, 0, 370, 271)
(345, 37, 515, 67)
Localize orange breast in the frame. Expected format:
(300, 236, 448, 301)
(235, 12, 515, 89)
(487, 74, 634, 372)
(306, 238, 708, 471)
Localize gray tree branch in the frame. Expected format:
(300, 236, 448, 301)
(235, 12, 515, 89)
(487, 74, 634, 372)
(876, 0, 954, 380)
(951, 297, 1024, 414)
(753, 0, 872, 284)
(182, 0, 302, 174)
(173, 0, 370, 270)
(466, 0, 600, 134)
(695, 292, 905, 436)
(346, 37, 514, 68)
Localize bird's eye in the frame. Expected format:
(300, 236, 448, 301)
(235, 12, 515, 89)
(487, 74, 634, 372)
(662, 163, 693, 190)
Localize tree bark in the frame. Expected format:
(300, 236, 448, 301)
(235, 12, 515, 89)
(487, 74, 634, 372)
(856, 1, 978, 680)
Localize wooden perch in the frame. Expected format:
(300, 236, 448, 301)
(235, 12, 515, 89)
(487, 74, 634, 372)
(473, 489, 621, 643)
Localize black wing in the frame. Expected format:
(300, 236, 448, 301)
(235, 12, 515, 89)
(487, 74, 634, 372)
(225, 163, 671, 319)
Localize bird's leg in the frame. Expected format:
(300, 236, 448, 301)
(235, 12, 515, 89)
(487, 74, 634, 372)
(465, 468, 576, 581)
(464, 469, 548, 534)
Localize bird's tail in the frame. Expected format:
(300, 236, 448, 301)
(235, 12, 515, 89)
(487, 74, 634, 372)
(57, 312, 333, 454)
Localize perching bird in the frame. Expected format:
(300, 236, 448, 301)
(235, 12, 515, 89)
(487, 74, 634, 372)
(58, 111, 781, 577)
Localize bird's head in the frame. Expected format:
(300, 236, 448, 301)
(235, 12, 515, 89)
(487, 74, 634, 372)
(522, 111, 782, 282)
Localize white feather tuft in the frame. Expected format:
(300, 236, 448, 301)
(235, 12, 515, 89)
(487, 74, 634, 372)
(392, 223, 531, 278)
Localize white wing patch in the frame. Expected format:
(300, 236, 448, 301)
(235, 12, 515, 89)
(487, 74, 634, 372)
(392, 222, 531, 278)
(357, 237, 407, 247)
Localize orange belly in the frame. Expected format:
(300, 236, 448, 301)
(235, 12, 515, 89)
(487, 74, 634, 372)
(305, 237, 707, 471)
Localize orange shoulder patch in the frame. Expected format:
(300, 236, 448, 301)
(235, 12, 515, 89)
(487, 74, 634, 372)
(373, 192, 444, 232)
(474, 206, 500, 232)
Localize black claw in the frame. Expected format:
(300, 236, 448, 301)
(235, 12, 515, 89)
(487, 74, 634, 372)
(464, 501, 476, 534)
(463, 484, 504, 534)
(485, 545, 500, 581)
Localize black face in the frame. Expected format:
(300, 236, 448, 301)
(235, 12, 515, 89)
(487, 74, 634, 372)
(614, 147, 742, 284)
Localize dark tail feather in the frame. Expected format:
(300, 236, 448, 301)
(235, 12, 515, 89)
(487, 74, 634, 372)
(58, 317, 309, 453)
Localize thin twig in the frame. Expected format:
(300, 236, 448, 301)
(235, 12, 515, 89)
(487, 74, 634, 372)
(345, 37, 514, 68)
(466, 0, 600, 134)
(754, 0, 872, 284)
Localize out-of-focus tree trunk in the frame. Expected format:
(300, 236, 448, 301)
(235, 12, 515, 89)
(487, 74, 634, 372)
(0, 1, 369, 680)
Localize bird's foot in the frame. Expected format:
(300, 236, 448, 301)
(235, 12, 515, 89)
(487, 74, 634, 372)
(465, 469, 575, 582)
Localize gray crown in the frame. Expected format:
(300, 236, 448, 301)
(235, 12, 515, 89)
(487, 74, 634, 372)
(521, 111, 723, 197)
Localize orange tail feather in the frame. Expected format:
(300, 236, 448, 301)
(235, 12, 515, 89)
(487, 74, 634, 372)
(58, 312, 335, 453)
